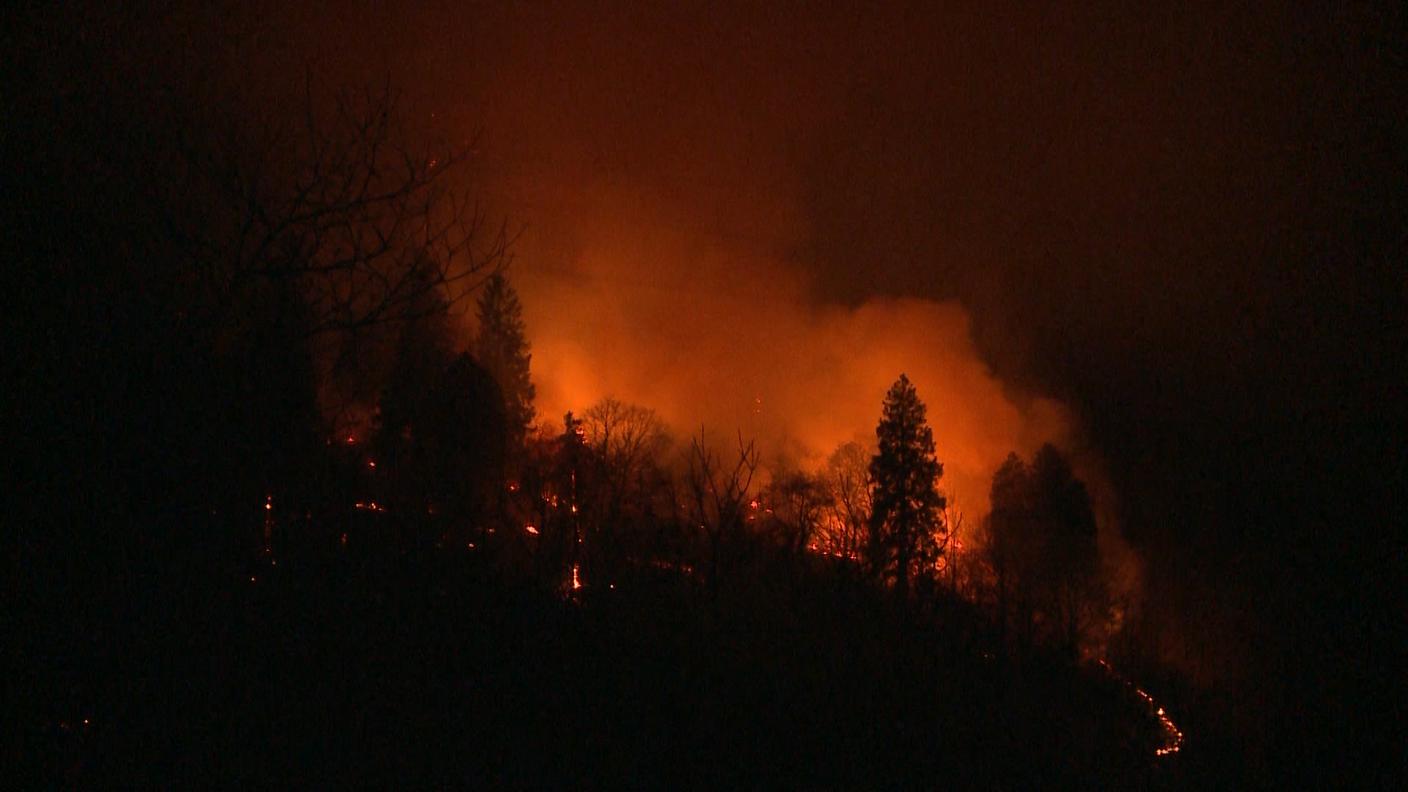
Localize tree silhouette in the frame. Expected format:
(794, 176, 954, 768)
(373, 350, 507, 545)
(546, 411, 591, 587)
(582, 398, 670, 505)
(764, 467, 828, 557)
(987, 445, 1107, 654)
(822, 441, 872, 562)
(868, 374, 946, 597)
(1030, 444, 1106, 652)
(582, 397, 672, 576)
(988, 452, 1036, 651)
(474, 272, 536, 450)
(684, 429, 759, 594)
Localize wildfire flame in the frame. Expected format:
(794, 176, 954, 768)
(1097, 659, 1183, 757)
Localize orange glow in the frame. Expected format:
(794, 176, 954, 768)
(571, 563, 582, 590)
(516, 214, 1137, 615)
(524, 223, 1083, 519)
(525, 524, 539, 535)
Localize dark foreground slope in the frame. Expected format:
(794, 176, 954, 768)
(11, 543, 1179, 787)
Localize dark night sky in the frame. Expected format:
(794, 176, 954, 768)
(8, 0, 1406, 755)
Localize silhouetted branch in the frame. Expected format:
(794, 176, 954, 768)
(175, 78, 508, 341)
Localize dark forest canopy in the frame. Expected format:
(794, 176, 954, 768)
(4, 2, 1404, 786)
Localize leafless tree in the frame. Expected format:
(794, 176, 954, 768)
(764, 467, 828, 557)
(580, 397, 672, 574)
(243, 83, 501, 328)
(938, 497, 967, 588)
(583, 397, 671, 499)
(683, 429, 759, 592)
(160, 78, 510, 426)
(821, 441, 871, 562)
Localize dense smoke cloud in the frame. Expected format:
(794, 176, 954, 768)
(507, 183, 1078, 523)
(494, 168, 1140, 609)
(395, 0, 1145, 579)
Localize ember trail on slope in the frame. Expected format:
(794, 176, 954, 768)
(1097, 659, 1184, 757)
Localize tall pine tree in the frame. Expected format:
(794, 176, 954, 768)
(868, 374, 946, 596)
(474, 272, 536, 449)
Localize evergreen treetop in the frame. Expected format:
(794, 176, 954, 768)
(868, 374, 946, 595)
(474, 272, 536, 447)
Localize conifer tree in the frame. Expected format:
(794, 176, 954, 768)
(986, 444, 1106, 654)
(868, 374, 946, 596)
(474, 272, 536, 449)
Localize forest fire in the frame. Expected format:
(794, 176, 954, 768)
(18, 0, 1393, 783)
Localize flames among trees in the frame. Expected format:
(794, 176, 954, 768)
(10, 0, 1393, 780)
(11, 58, 1179, 784)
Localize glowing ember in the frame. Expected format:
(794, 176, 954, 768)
(571, 563, 582, 590)
(1097, 659, 1183, 757)
(525, 524, 539, 535)
(1153, 704, 1184, 756)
